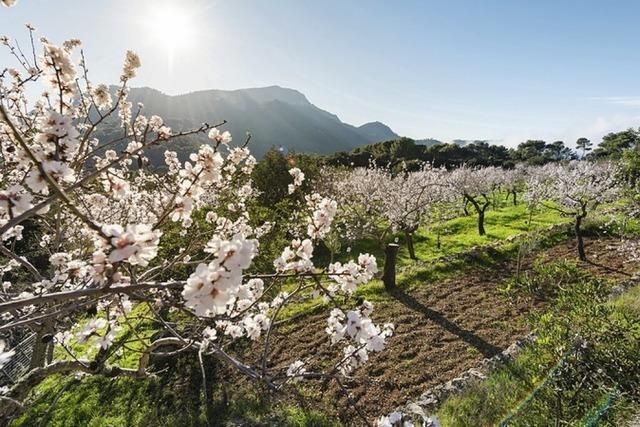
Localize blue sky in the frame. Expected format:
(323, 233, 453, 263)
(1, 0, 639, 147)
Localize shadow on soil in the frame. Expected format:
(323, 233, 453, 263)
(387, 287, 502, 358)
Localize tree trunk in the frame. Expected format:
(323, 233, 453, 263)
(405, 230, 416, 260)
(30, 321, 54, 369)
(478, 210, 486, 236)
(575, 215, 586, 261)
(46, 341, 54, 365)
(466, 195, 490, 236)
(512, 191, 517, 206)
(29, 336, 48, 370)
(383, 244, 400, 290)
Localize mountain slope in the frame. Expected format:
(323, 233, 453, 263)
(356, 121, 400, 142)
(117, 86, 397, 159)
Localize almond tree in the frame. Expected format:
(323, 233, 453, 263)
(323, 165, 390, 246)
(0, 27, 393, 423)
(525, 161, 620, 261)
(502, 164, 527, 206)
(447, 165, 495, 236)
(380, 164, 449, 259)
(324, 164, 450, 260)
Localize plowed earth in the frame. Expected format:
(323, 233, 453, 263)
(253, 237, 638, 425)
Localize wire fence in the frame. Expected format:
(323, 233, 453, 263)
(0, 333, 36, 386)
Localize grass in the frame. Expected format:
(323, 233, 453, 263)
(12, 353, 339, 427)
(433, 273, 640, 427)
(404, 203, 564, 264)
(54, 303, 158, 370)
(611, 285, 640, 315)
(339, 201, 567, 269)
(276, 201, 569, 321)
(434, 345, 550, 427)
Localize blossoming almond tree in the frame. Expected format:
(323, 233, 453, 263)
(380, 164, 449, 260)
(323, 165, 390, 246)
(502, 164, 527, 207)
(524, 161, 620, 261)
(0, 27, 393, 423)
(446, 165, 495, 236)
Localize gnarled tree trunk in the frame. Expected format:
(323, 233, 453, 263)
(466, 194, 491, 236)
(477, 209, 486, 236)
(383, 243, 400, 289)
(29, 320, 54, 369)
(404, 228, 417, 260)
(575, 214, 586, 261)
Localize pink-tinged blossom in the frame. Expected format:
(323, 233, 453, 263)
(274, 238, 315, 273)
(92, 84, 112, 109)
(328, 253, 377, 293)
(305, 193, 337, 239)
(288, 167, 305, 194)
(102, 224, 161, 266)
(121, 50, 141, 81)
(183, 235, 257, 316)
(208, 128, 232, 145)
(0, 185, 33, 216)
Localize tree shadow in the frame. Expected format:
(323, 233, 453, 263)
(388, 287, 502, 358)
(585, 259, 632, 277)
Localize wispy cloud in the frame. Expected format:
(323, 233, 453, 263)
(572, 114, 640, 145)
(589, 96, 640, 107)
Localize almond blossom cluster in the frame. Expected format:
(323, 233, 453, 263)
(326, 301, 394, 374)
(288, 166, 305, 194)
(182, 235, 257, 316)
(328, 253, 378, 293)
(305, 192, 338, 239)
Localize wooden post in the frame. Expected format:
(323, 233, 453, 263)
(383, 243, 399, 290)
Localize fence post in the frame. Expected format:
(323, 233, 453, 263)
(383, 243, 399, 290)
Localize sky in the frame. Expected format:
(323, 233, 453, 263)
(1, 0, 640, 147)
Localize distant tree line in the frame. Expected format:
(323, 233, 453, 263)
(320, 127, 640, 170)
(252, 127, 640, 206)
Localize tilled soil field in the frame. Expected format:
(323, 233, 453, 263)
(257, 237, 639, 425)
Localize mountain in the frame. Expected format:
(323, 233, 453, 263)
(355, 121, 399, 142)
(111, 86, 398, 160)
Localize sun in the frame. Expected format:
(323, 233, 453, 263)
(146, 5, 194, 55)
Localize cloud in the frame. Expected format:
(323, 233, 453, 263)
(567, 114, 640, 147)
(589, 96, 640, 107)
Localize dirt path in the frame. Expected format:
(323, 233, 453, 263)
(264, 237, 638, 424)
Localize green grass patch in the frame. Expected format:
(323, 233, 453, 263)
(339, 202, 567, 270)
(11, 352, 339, 427)
(434, 274, 640, 427)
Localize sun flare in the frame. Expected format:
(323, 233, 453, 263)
(146, 5, 194, 53)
